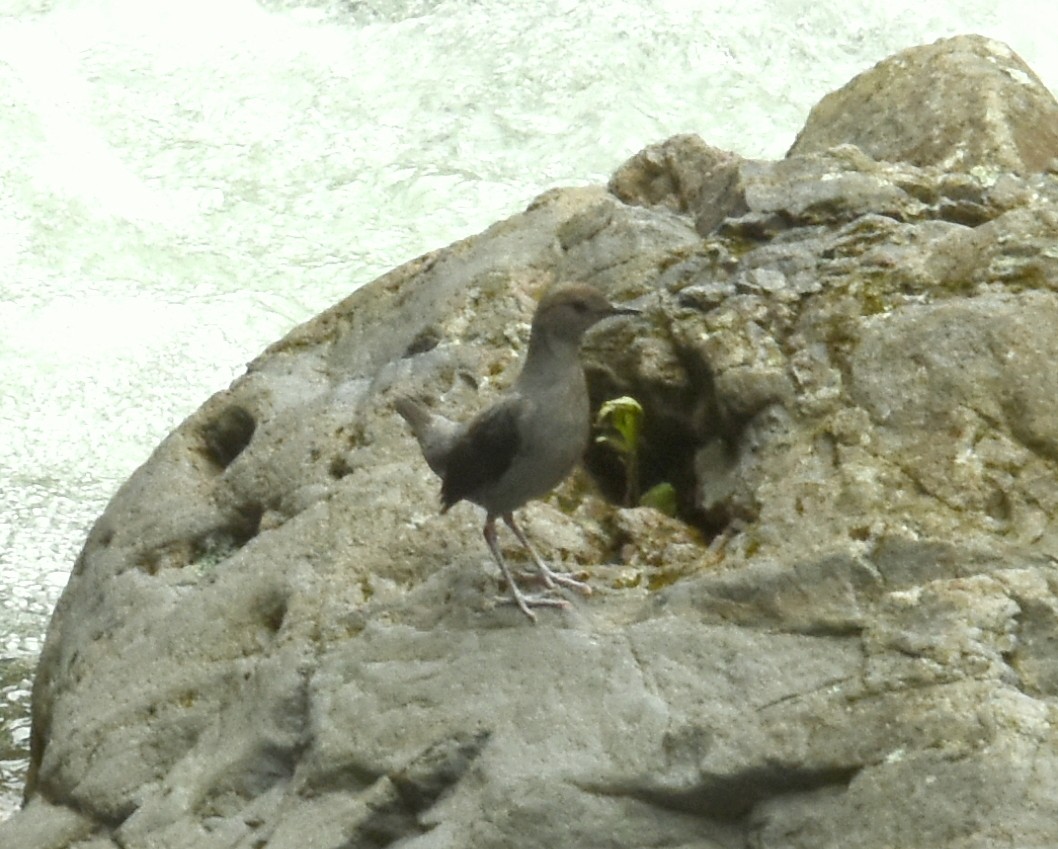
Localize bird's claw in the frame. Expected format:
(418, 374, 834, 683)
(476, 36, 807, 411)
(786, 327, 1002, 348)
(529, 565, 592, 597)
(546, 571, 592, 596)
(494, 592, 572, 622)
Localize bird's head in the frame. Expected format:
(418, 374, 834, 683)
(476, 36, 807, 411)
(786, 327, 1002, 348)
(531, 283, 639, 343)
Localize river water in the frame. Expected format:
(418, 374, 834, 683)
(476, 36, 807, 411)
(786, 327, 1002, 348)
(1, 0, 1054, 818)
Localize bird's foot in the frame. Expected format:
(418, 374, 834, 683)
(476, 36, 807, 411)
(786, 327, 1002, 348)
(533, 564, 593, 597)
(500, 513, 592, 597)
(495, 590, 571, 622)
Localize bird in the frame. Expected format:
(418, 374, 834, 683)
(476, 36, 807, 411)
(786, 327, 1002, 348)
(395, 283, 639, 620)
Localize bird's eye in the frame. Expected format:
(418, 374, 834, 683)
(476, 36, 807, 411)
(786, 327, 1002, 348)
(572, 300, 588, 313)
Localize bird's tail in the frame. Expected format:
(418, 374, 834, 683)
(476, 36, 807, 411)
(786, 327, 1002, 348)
(392, 394, 458, 478)
(393, 395, 431, 433)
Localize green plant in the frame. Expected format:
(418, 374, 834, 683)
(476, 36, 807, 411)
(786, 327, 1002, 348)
(639, 481, 678, 517)
(595, 396, 643, 507)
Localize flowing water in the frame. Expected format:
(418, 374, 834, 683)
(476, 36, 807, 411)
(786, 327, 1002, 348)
(2, 0, 1054, 818)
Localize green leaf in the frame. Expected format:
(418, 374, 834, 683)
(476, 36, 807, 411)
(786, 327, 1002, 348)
(639, 482, 678, 517)
(594, 396, 643, 455)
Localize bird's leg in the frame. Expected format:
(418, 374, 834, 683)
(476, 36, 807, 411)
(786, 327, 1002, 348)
(502, 513, 592, 597)
(484, 516, 569, 621)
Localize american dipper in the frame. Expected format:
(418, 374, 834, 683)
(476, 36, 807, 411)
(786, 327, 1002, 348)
(395, 283, 639, 620)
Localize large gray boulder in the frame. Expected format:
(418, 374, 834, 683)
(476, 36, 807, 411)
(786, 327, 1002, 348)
(787, 33, 1058, 172)
(5, 35, 1058, 848)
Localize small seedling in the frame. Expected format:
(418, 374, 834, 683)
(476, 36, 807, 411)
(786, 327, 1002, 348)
(595, 396, 643, 506)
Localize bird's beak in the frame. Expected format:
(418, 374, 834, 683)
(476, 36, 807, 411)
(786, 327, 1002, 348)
(609, 305, 641, 317)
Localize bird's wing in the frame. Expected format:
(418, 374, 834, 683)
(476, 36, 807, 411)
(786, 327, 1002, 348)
(440, 395, 523, 512)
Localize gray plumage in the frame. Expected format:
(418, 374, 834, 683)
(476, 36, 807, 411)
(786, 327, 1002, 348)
(395, 283, 638, 620)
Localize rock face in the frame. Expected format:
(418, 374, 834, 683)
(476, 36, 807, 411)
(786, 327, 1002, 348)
(787, 34, 1058, 172)
(6, 35, 1058, 849)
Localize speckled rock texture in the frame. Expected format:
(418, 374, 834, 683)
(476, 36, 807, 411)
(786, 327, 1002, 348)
(5, 34, 1058, 849)
(787, 33, 1058, 172)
